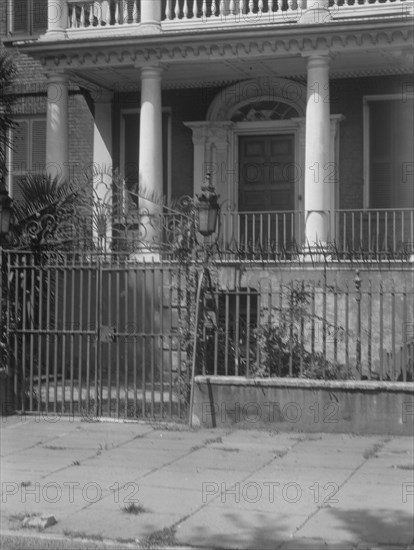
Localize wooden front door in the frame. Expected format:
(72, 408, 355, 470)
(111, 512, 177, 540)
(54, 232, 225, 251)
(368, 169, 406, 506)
(238, 134, 296, 254)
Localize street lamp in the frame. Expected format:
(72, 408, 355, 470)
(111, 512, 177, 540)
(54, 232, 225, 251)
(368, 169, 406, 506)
(189, 174, 220, 428)
(196, 174, 220, 238)
(0, 188, 13, 239)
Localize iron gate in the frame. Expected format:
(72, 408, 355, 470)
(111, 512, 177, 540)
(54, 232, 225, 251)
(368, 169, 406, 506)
(2, 251, 187, 420)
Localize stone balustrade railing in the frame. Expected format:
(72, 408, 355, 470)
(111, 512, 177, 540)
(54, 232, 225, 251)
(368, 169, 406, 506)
(63, 0, 412, 31)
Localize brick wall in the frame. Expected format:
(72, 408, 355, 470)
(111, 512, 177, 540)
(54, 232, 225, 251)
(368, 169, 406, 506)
(1, 0, 94, 189)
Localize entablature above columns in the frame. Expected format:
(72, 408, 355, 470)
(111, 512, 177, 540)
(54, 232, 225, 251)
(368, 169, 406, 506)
(19, 21, 413, 86)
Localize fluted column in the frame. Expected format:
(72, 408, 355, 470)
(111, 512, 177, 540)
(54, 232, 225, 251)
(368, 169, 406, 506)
(46, 73, 69, 182)
(139, 66, 163, 253)
(304, 54, 331, 250)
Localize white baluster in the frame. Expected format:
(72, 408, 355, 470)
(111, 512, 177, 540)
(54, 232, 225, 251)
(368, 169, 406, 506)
(297, 0, 303, 9)
(229, 0, 235, 14)
(71, 4, 77, 27)
(165, 0, 171, 19)
(80, 4, 85, 26)
(122, 0, 128, 23)
(258, 0, 263, 13)
(202, 0, 207, 17)
(174, 0, 180, 19)
(183, 0, 188, 17)
(88, 2, 94, 26)
(192, 0, 198, 17)
(133, 0, 138, 21)
(249, 0, 254, 14)
(103, 0, 110, 24)
(268, 0, 273, 12)
(239, 0, 244, 15)
(220, 0, 225, 17)
(287, 0, 293, 11)
(212, 0, 217, 15)
(115, 1, 120, 24)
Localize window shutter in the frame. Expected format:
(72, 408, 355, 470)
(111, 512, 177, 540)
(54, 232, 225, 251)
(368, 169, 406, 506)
(13, 0, 29, 33)
(33, 0, 48, 33)
(31, 119, 47, 174)
(12, 121, 28, 173)
(12, 175, 27, 202)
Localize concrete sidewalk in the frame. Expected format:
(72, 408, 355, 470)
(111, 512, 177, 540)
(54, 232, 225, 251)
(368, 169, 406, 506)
(0, 415, 413, 550)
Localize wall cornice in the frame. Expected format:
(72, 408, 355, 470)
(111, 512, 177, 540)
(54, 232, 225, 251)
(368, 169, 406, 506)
(17, 22, 412, 73)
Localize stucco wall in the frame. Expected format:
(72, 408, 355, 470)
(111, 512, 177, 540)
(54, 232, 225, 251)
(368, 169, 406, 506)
(193, 376, 414, 435)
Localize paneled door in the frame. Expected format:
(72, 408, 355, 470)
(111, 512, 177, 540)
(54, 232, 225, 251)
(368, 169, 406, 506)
(238, 134, 296, 255)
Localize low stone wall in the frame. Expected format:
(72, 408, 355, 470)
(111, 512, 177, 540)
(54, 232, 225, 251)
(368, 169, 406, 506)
(193, 376, 414, 435)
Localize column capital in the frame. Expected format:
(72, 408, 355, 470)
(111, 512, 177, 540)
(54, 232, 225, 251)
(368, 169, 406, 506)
(94, 90, 114, 104)
(139, 66, 163, 79)
(302, 51, 332, 63)
(184, 122, 210, 146)
(45, 71, 68, 84)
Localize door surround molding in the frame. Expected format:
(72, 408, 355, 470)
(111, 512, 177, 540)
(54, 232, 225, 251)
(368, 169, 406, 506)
(185, 78, 344, 240)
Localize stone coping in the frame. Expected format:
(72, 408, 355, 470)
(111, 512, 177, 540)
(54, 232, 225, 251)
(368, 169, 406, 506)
(195, 375, 414, 392)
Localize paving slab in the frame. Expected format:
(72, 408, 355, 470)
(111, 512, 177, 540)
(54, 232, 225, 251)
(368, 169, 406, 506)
(2, 419, 414, 550)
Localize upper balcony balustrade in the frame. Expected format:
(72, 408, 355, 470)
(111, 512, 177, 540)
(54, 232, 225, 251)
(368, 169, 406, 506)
(65, 0, 412, 35)
(6, 0, 413, 40)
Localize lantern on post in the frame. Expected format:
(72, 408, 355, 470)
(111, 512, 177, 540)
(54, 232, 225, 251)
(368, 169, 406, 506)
(196, 173, 220, 237)
(0, 188, 12, 239)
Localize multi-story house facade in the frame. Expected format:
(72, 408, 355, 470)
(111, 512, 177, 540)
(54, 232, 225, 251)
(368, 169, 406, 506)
(2, 0, 414, 258)
(1, 0, 414, 419)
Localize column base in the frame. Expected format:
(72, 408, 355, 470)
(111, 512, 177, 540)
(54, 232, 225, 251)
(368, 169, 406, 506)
(40, 30, 67, 40)
(299, 244, 332, 263)
(138, 22, 162, 34)
(129, 246, 161, 263)
(299, 8, 332, 24)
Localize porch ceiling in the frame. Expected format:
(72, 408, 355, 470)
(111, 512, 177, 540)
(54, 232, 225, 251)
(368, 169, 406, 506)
(16, 19, 413, 91)
(64, 48, 413, 91)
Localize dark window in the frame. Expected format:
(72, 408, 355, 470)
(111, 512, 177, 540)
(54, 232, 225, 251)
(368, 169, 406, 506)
(11, 118, 46, 201)
(369, 98, 414, 209)
(9, 0, 48, 36)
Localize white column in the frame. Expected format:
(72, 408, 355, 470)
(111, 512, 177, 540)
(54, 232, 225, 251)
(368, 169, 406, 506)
(184, 122, 210, 196)
(140, 0, 162, 32)
(93, 92, 113, 248)
(139, 66, 163, 253)
(304, 54, 331, 250)
(46, 73, 69, 182)
(299, 0, 331, 24)
(43, 0, 67, 39)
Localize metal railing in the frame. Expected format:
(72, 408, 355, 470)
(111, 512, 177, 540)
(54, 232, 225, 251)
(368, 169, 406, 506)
(333, 208, 414, 260)
(2, 251, 188, 419)
(204, 277, 414, 382)
(214, 208, 414, 262)
(2, 250, 413, 420)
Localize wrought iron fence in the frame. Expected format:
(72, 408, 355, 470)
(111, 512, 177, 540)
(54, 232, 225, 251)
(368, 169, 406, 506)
(1, 247, 413, 420)
(202, 275, 414, 382)
(1, 250, 191, 419)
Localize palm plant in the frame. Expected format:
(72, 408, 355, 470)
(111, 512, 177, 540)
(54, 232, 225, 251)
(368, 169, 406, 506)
(12, 173, 93, 250)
